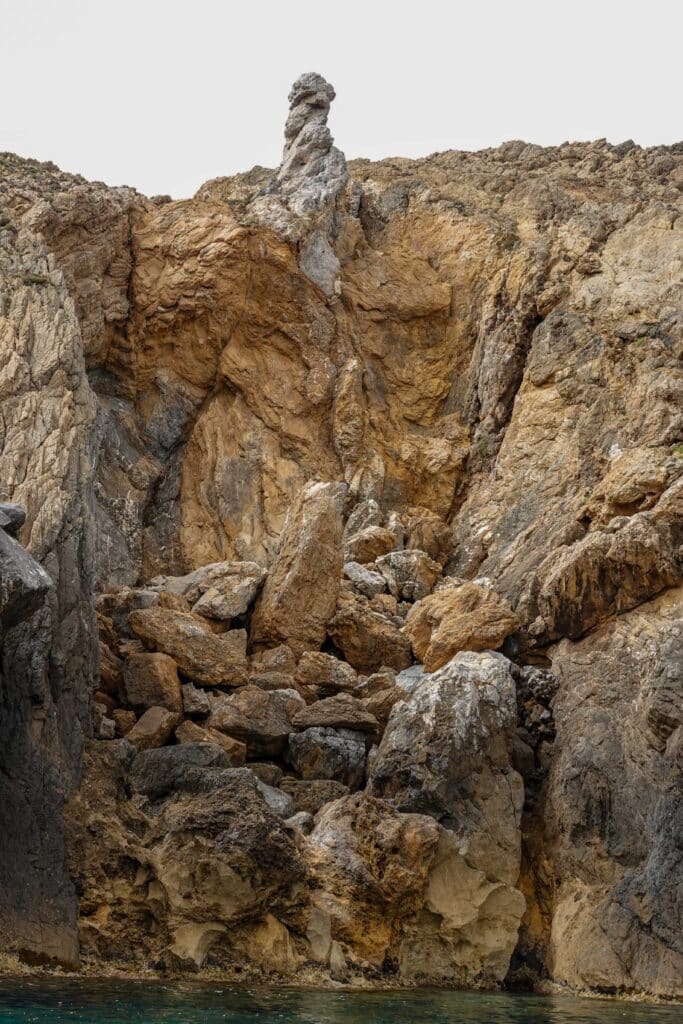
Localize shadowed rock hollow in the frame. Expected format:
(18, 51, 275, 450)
(0, 74, 681, 996)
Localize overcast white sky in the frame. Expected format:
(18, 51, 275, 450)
(1, 0, 679, 198)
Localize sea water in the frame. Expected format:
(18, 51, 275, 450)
(0, 979, 680, 1023)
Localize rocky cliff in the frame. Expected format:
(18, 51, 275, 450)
(0, 75, 681, 997)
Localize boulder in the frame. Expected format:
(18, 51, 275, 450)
(369, 652, 523, 888)
(343, 499, 382, 538)
(175, 719, 246, 765)
(111, 709, 136, 737)
(375, 549, 442, 601)
(186, 561, 267, 620)
(327, 591, 412, 673)
(292, 692, 379, 733)
(255, 780, 295, 819)
(99, 640, 124, 696)
(404, 582, 518, 671)
(181, 682, 210, 718)
(129, 607, 248, 686)
(344, 526, 396, 564)
(151, 773, 305, 929)
(279, 777, 349, 815)
(307, 792, 524, 985)
(128, 742, 231, 799)
(96, 587, 160, 639)
(0, 501, 26, 538)
(343, 561, 386, 598)
(208, 685, 304, 757)
(287, 727, 366, 789)
(249, 763, 284, 787)
(251, 481, 346, 656)
(126, 706, 181, 751)
(123, 652, 182, 712)
(295, 651, 357, 693)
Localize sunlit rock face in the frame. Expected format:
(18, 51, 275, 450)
(0, 79, 681, 996)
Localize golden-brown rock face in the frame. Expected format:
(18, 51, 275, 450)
(1, 85, 682, 997)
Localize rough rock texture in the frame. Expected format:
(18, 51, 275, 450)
(404, 582, 518, 671)
(251, 481, 346, 656)
(1, 79, 682, 996)
(518, 589, 683, 998)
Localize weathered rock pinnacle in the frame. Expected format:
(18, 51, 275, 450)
(276, 72, 347, 217)
(249, 73, 348, 295)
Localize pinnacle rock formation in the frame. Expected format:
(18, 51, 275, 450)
(0, 79, 682, 998)
(249, 72, 348, 294)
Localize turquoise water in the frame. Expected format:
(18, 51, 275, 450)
(0, 980, 680, 1024)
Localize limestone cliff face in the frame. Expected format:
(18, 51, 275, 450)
(0, 78, 681, 995)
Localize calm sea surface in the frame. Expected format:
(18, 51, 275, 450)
(0, 979, 679, 1024)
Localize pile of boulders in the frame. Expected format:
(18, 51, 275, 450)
(94, 487, 522, 832)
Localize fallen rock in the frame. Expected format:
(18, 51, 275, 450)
(129, 607, 248, 686)
(307, 792, 524, 985)
(123, 652, 182, 712)
(175, 719, 246, 765)
(151, 773, 305, 932)
(376, 549, 442, 601)
(251, 481, 346, 656)
(96, 587, 160, 639)
(255, 779, 295, 819)
(111, 708, 136, 737)
(404, 582, 518, 671)
(328, 591, 412, 673)
(126, 706, 180, 751)
(369, 651, 523, 888)
(343, 561, 386, 598)
(99, 640, 124, 696)
(292, 692, 379, 733)
(344, 526, 396, 564)
(181, 682, 210, 718)
(187, 561, 267, 620)
(0, 501, 26, 538)
(208, 685, 304, 757)
(287, 727, 366, 789)
(249, 763, 284, 787)
(295, 651, 358, 693)
(279, 777, 349, 815)
(128, 742, 231, 799)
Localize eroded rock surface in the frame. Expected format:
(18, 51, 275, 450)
(1, 80, 681, 997)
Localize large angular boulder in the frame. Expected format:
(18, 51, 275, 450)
(404, 582, 518, 671)
(343, 525, 396, 564)
(375, 549, 442, 601)
(123, 652, 182, 712)
(129, 742, 231, 799)
(251, 481, 346, 656)
(295, 650, 357, 693)
(292, 692, 379, 733)
(183, 561, 267, 620)
(150, 772, 305, 934)
(287, 727, 367, 789)
(208, 685, 303, 757)
(129, 607, 248, 686)
(126, 706, 180, 751)
(175, 719, 246, 765)
(369, 652, 523, 886)
(307, 793, 525, 985)
(327, 591, 412, 672)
